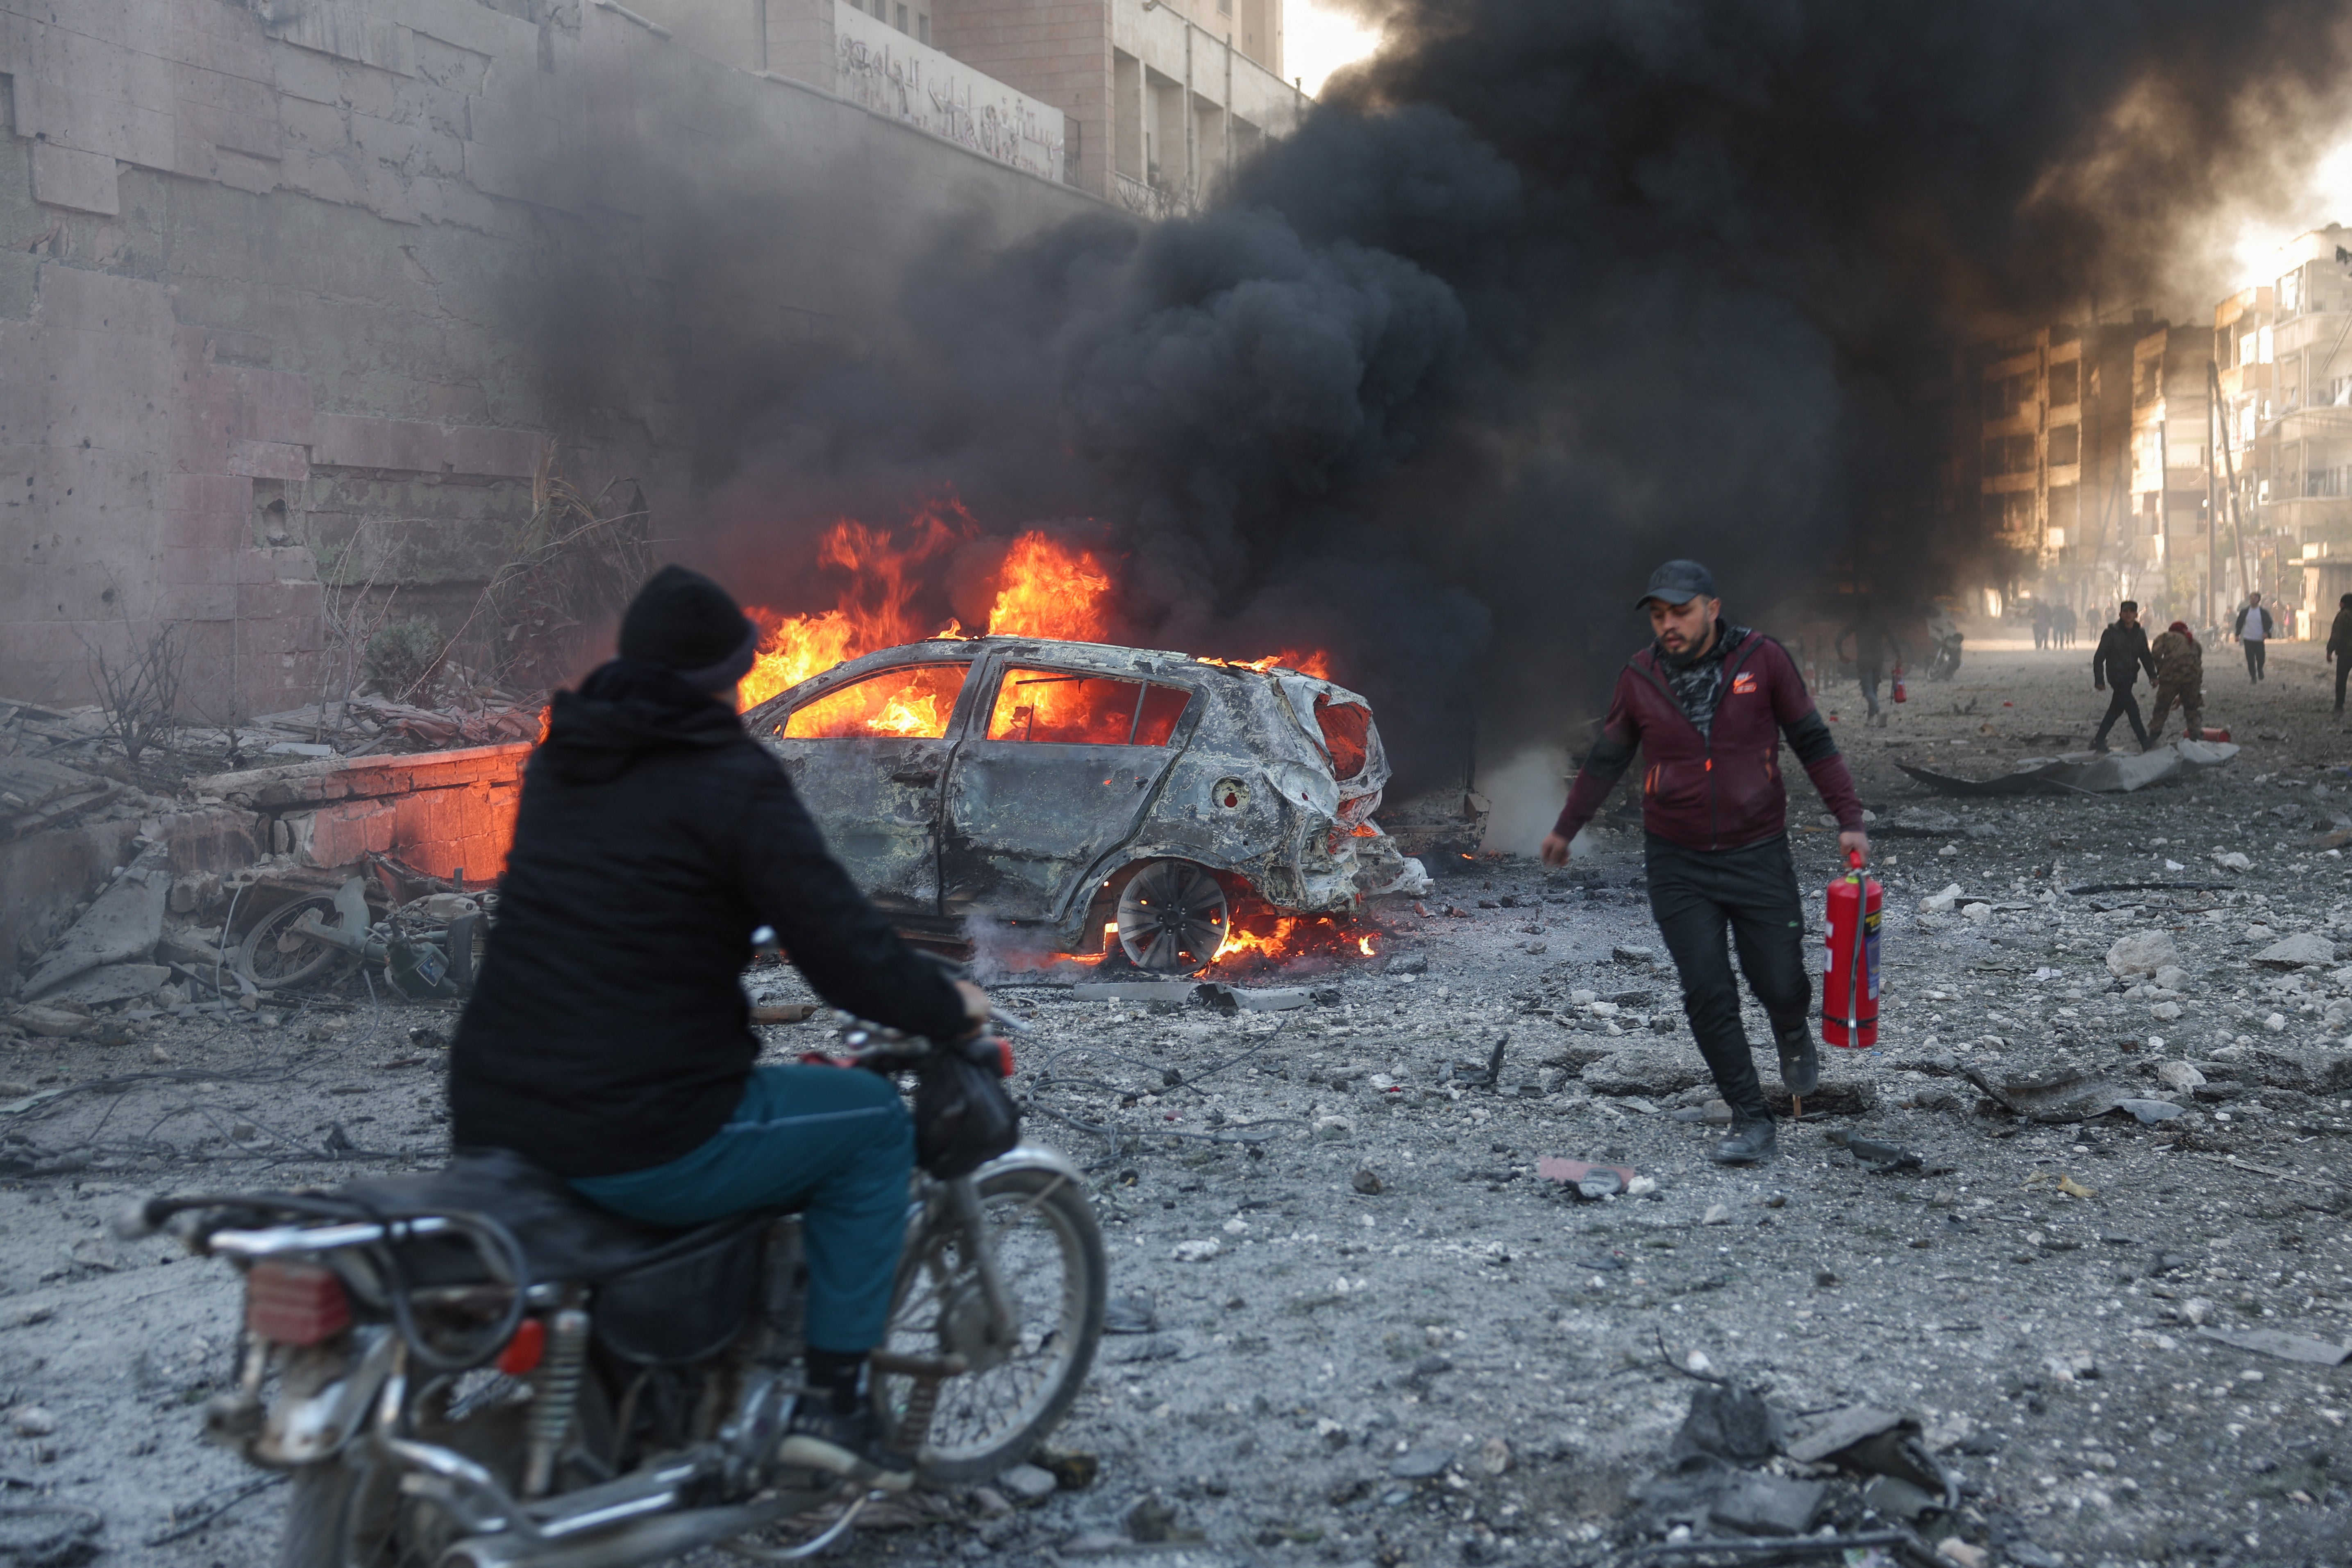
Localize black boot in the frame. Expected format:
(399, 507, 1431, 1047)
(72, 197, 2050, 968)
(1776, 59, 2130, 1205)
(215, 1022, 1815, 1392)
(1712, 1110, 1778, 1164)
(1775, 1026, 1819, 1098)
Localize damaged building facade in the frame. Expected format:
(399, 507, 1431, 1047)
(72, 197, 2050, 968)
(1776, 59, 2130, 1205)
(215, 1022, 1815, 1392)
(0, 0, 1299, 977)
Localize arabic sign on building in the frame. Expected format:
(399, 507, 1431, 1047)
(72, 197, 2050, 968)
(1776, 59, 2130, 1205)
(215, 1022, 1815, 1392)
(835, 3, 1067, 183)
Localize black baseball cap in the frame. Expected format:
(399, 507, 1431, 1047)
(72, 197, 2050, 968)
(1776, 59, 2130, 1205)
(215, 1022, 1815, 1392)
(1634, 559, 1716, 609)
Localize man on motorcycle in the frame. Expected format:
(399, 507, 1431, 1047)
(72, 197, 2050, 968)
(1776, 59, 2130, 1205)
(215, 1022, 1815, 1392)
(450, 564, 988, 1492)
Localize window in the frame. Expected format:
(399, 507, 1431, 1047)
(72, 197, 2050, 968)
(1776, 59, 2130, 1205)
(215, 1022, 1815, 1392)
(895, 4, 908, 32)
(2047, 359, 2080, 406)
(2279, 266, 2302, 313)
(784, 664, 969, 740)
(2048, 424, 2080, 465)
(986, 669, 1190, 745)
(2134, 358, 2161, 404)
(917, 11, 929, 43)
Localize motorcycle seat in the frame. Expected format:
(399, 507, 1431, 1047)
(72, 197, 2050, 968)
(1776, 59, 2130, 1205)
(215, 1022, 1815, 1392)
(332, 1146, 774, 1290)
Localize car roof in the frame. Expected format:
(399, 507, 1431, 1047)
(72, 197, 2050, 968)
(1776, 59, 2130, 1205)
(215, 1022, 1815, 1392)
(742, 636, 1376, 729)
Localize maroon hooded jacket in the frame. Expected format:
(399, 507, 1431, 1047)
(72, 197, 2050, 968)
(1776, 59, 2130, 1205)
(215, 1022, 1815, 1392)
(1553, 626, 1864, 852)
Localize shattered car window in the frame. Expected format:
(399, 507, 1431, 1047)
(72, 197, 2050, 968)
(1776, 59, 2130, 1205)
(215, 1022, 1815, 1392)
(783, 663, 969, 740)
(985, 669, 1190, 746)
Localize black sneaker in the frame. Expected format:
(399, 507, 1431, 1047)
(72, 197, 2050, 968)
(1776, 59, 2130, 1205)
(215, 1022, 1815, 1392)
(776, 1401, 916, 1491)
(1775, 1029, 1819, 1098)
(1712, 1114, 1777, 1164)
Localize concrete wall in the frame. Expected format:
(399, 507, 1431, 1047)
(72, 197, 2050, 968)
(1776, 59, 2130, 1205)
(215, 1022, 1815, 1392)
(192, 741, 531, 880)
(0, 0, 1106, 719)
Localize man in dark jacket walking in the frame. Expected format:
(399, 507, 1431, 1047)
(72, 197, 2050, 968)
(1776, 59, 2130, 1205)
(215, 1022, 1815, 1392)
(2327, 593, 2352, 717)
(451, 565, 986, 1491)
(2235, 592, 2275, 683)
(2091, 601, 2158, 752)
(1539, 560, 1868, 1165)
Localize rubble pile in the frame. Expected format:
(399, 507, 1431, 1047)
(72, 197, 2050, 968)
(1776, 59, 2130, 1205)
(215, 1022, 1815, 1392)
(0, 648, 2346, 1566)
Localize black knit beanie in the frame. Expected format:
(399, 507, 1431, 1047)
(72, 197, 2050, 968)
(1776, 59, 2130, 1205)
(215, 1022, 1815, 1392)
(618, 565, 758, 691)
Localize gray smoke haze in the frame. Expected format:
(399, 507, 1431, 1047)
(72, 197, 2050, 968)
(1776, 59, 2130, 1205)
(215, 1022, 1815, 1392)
(535, 0, 2352, 793)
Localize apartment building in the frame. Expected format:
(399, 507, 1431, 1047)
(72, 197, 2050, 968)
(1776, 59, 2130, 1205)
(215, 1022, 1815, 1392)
(1964, 322, 2140, 616)
(636, 0, 1305, 208)
(2214, 225, 2352, 629)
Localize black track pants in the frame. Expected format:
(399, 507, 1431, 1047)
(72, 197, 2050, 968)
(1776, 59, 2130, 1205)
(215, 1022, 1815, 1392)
(2244, 640, 2266, 681)
(1644, 833, 1812, 1117)
(2092, 685, 2148, 748)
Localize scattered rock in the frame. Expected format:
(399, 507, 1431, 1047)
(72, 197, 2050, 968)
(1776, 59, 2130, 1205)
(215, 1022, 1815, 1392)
(1171, 1240, 1221, 1262)
(2194, 1326, 2352, 1366)
(1710, 1473, 1827, 1536)
(1386, 953, 1428, 976)
(2212, 851, 2253, 872)
(8, 1006, 91, 1040)
(1919, 883, 1965, 913)
(1937, 1539, 1989, 1568)
(7, 1405, 55, 1437)
(1701, 1204, 1730, 1225)
(1960, 902, 1992, 924)
(1478, 1436, 1512, 1475)
(998, 1463, 1059, 1503)
(1389, 1448, 1453, 1481)
(1350, 1168, 1383, 1195)
(2254, 932, 2335, 969)
(1611, 944, 1656, 964)
(2106, 930, 2179, 979)
(2157, 1060, 2207, 1091)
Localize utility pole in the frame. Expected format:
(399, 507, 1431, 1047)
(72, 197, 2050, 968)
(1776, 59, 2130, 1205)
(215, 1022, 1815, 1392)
(2207, 385, 2220, 630)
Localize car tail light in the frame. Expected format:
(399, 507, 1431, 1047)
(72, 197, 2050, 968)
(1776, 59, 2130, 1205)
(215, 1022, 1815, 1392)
(496, 1316, 547, 1376)
(245, 1259, 350, 1346)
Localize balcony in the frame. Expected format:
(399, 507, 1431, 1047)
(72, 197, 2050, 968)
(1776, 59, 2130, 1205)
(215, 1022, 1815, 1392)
(1115, 171, 1195, 221)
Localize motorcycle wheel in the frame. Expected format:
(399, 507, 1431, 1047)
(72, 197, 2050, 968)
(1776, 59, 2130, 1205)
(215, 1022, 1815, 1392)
(875, 1165, 1106, 1486)
(238, 895, 359, 991)
(274, 1457, 456, 1568)
(272, 1373, 560, 1566)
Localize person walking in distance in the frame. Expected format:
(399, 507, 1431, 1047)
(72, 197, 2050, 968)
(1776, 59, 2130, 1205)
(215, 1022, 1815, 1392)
(2235, 592, 2275, 683)
(2056, 602, 2077, 649)
(2327, 592, 2352, 718)
(1834, 604, 1895, 727)
(2091, 601, 2158, 752)
(2032, 600, 2051, 651)
(2148, 619, 2204, 744)
(1540, 560, 1869, 1165)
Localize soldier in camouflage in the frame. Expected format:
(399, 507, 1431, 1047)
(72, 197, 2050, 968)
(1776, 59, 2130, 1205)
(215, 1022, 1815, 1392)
(2148, 619, 2204, 745)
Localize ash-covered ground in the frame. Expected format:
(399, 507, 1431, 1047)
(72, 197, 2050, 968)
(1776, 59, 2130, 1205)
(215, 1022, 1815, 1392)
(3, 641, 2350, 1568)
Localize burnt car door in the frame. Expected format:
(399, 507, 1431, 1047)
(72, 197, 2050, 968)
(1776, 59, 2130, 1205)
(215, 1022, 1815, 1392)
(763, 658, 975, 914)
(941, 661, 1196, 921)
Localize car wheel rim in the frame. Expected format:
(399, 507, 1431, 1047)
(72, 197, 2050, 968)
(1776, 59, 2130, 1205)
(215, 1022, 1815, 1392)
(1115, 861, 1227, 973)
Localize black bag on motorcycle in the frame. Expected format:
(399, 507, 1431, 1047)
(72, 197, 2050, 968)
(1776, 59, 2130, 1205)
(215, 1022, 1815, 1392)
(913, 1037, 1020, 1179)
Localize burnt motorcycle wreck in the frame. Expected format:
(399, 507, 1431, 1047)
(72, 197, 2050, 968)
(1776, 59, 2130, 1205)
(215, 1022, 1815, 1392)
(119, 1030, 1104, 1567)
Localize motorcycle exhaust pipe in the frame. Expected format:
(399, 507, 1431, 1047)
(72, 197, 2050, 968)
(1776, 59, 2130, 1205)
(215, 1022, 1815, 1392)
(440, 1492, 865, 1568)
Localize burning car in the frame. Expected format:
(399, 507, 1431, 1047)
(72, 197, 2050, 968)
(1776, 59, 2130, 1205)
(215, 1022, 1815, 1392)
(743, 636, 1431, 971)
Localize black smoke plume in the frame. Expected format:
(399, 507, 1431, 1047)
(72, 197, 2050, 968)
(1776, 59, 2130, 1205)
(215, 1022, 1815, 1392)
(546, 0, 2352, 792)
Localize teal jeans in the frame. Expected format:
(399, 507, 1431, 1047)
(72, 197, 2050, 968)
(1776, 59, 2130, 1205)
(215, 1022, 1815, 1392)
(571, 1064, 912, 1353)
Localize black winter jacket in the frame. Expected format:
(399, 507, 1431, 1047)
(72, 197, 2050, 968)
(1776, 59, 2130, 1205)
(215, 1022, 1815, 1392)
(2092, 621, 2156, 689)
(450, 660, 969, 1178)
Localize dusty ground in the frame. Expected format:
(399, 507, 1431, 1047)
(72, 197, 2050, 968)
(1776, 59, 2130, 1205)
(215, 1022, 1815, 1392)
(3, 637, 2350, 1568)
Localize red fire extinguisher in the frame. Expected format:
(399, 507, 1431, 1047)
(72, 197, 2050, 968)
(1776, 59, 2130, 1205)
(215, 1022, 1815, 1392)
(1823, 849, 1881, 1050)
(1890, 664, 1907, 703)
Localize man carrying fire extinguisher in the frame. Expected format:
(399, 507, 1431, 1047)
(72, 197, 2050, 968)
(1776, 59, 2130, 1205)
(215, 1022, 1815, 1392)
(1539, 560, 1870, 1164)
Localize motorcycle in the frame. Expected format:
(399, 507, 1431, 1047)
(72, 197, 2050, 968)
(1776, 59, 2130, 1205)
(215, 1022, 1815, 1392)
(118, 1027, 1105, 1568)
(1925, 630, 1964, 681)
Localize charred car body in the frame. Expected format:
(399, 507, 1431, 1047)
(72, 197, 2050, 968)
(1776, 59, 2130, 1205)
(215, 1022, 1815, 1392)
(744, 638, 1430, 971)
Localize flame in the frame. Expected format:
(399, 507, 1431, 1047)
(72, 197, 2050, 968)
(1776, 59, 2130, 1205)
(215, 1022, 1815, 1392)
(1358, 935, 1376, 957)
(1212, 916, 1300, 964)
(986, 532, 1114, 642)
(742, 505, 972, 710)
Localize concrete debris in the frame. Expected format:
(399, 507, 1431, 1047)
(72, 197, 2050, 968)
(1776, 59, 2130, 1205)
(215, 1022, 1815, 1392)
(34, 962, 169, 1009)
(7, 1006, 92, 1040)
(1897, 739, 2234, 798)
(2155, 1060, 2207, 1090)
(2114, 1098, 2185, 1124)
(1919, 883, 1965, 913)
(1859, 1473, 1941, 1522)
(1710, 1472, 1828, 1536)
(998, 1463, 1059, 1502)
(2193, 1327, 2352, 1366)
(2212, 850, 2253, 871)
(23, 842, 168, 998)
(1825, 1130, 1923, 1170)
(1780, 1406, 1911, 1465)
(2104, 930, 2179, 978)
(1669, 1382, 1780, 1463)
(1938, 1540, 1989, 1568)
(1388, 1448, 1453, 1481)
(2253, 932, 2336, 969)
